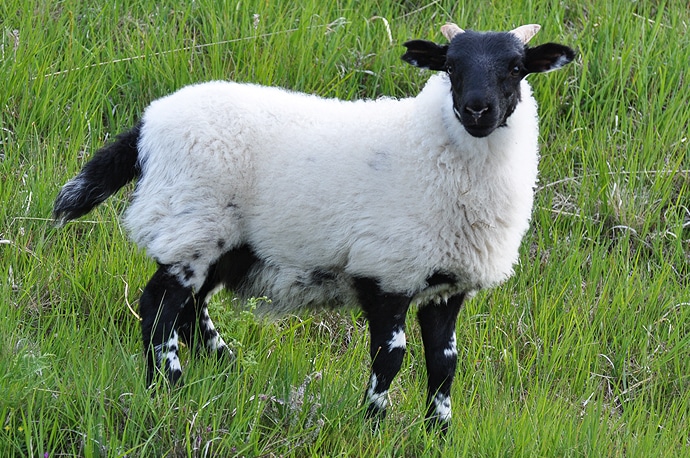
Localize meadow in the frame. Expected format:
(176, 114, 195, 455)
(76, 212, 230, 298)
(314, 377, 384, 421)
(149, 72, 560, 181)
(1, 0, 688, 456)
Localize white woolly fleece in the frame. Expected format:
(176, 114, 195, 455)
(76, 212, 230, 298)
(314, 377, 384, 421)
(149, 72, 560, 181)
(125, 73, 539, 311)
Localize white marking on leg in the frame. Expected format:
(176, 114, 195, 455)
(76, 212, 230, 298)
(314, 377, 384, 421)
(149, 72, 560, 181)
(200, 314, 214, 334)
(200, 311, 223, 349)
(162, 331, 182, 373)
(204, 285, 224, 303)
(206, 333, 228, 352)
(198, 309, 234, 357)
(366, 374, 388, 410)
(444, 333, 457, 358)
(387, 328, 406, 351)
(433, 393, 452, 421)
(153, 343, 164, 363)
(166, 352, 182, 373)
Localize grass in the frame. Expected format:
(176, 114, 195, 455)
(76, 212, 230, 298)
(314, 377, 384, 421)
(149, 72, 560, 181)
(1, 0, 689, 456)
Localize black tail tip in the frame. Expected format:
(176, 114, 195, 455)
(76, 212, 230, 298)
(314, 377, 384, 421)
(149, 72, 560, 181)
(52, 178, 104, 226)
(52, 207, 77, 228)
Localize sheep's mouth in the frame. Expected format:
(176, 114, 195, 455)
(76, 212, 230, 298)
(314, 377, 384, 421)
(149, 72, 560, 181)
(463, 125, 494, 138)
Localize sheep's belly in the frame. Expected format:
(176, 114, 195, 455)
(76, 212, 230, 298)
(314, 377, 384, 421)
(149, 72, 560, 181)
(231, 218, 525, 314)
(237, 262, 360, 314)
(235, 260, 469, 315)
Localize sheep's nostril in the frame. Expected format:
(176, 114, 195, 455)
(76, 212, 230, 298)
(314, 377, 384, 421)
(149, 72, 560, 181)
(465, 105, 489, 121)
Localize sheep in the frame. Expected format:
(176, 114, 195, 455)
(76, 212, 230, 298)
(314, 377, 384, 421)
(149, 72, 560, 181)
(53, 23, 575, 432)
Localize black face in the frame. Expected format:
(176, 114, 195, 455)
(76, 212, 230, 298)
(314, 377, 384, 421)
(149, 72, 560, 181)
(444, 32, 526, 137)
(402, 29, 576, 138)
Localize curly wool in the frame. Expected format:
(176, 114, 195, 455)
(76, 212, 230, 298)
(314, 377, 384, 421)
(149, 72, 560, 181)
(124, 73, 539, 312)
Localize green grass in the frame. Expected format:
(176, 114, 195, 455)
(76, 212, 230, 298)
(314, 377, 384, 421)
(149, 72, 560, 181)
(1, 0, 689, 456)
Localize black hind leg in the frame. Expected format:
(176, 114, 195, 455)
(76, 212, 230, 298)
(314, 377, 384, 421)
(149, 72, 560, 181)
(179, 282, 235, 362)
(140, 265, 194, 386)
(140, 246, 258, 386)
(191, 246, 258, 356)
(177, 245, 259, 359)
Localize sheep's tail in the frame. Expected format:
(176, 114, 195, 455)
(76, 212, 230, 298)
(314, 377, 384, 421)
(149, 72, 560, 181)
(53, 122, 142, 226)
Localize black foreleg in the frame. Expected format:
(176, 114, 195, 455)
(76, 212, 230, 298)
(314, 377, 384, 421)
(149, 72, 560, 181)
(417, 293, 465, 433)
(355, 277, 412, 424)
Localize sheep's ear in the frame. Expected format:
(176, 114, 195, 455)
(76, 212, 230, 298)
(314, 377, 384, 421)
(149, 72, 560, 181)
(524, 43, 576, 74)
(401, 40, 448, 71)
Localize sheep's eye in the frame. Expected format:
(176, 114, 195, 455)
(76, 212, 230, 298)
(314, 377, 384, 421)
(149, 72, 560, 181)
(510, 65, 522, 76)
(445, 66, 453, 75)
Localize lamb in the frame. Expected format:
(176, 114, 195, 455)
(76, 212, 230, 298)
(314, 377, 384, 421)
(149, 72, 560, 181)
(53, 23, 575, 432)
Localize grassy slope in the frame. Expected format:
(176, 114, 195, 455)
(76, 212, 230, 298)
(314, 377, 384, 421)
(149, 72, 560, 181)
(1, 0, 688, 456)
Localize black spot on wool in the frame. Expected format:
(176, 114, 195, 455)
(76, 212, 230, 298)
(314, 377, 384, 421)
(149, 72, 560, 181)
(310, 269, 337, 285)
(425, 271, 458, 288)
(182, 264, 195, 281)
